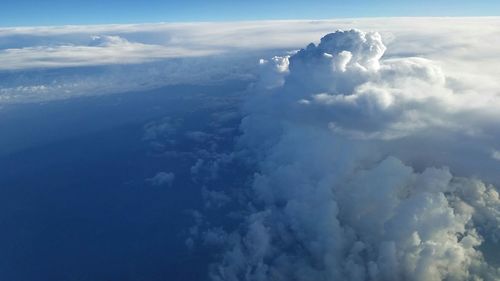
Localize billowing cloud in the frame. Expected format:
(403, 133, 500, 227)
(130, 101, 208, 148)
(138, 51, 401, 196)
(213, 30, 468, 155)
(257, 29, 500, 141)
(205, 29, 500, 281)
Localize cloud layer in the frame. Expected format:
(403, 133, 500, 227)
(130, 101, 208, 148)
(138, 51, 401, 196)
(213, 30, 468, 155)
(0, 34, 218, 71)
(205, 29, 500, 281)
(2, 18, 500, 104)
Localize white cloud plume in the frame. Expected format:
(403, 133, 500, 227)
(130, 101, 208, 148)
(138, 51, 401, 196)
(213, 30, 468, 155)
(207, 29, 500, 281)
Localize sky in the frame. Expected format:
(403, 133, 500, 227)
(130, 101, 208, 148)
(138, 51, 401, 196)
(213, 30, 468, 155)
(1, 0, 500, 26)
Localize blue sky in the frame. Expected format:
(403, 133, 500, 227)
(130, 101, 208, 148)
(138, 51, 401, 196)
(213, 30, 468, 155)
(1, 0, 500, 27)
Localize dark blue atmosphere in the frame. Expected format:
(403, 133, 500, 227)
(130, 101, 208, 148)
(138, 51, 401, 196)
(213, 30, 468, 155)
(0, 81, 249, 281)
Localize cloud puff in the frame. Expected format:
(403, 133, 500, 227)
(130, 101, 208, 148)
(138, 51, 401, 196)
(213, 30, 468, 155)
(207, 29, 500, 281)
(146, 171, 175, 187)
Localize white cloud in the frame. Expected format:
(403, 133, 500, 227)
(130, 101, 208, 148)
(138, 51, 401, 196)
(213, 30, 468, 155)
(1, 18, 500, 69)
(207, 29, 500, 281)
(0, 35, 216, 71)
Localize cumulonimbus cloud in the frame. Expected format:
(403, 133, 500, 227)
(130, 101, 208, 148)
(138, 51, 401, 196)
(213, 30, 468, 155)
(206, 29, 500, 281)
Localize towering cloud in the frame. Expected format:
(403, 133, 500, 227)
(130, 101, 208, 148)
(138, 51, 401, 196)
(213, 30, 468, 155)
(207, 30, 500, 281)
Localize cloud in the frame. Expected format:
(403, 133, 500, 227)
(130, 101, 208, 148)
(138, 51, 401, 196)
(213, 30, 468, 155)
(206, 29, 500, 281)
(146, 171, 175, 187)
(202, 186, 232, 209)
(257, 29, 500, 141)
(186, 131, 214, 143)
(492, 150, 500, 161)
(1, 18, 500, 69)
(0, 35, 217, 71)
(2, 18, 500, 104)
(0, 52, 260, 104)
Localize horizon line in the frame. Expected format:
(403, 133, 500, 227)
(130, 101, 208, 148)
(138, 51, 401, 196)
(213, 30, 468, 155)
(1, 15, 500, 29)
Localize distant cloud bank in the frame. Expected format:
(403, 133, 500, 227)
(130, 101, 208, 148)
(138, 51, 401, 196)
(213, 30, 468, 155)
(1, 18, 500, 104)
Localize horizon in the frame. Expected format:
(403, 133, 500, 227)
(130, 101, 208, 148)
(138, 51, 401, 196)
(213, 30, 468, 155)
(1, 15, 500, 29)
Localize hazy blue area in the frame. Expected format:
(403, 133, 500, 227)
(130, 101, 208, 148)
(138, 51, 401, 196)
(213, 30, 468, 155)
(0, 82, 248, 281)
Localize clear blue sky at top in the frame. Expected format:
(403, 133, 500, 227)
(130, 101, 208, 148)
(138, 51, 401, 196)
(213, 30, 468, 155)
(1, 0, 499, 27)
